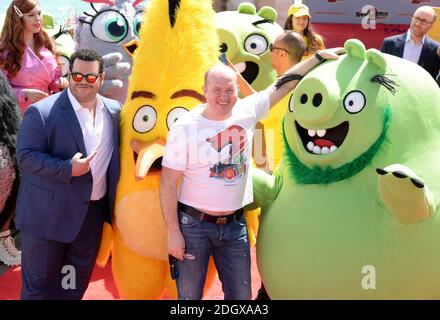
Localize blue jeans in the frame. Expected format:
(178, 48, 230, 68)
(176, 210, 251, 300)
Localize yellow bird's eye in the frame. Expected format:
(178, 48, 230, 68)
(166, 107, 189, 130)
(133, 105, 157, 133)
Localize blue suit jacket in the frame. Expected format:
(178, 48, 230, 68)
(380, 33, 440, 80)
(15, 90, 120, 243)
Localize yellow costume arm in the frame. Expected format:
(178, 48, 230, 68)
(245, 208, 260, 247)
(96, 222, 113, 267)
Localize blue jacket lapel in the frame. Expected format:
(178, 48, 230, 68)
(418, 38, 432, 67)
(58, 90, 87, 156)
(396, 34, 406, 58)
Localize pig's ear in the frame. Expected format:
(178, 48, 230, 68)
(257, 6, 277, 23)
(366, 48, 387, 72)
(238, 2, 257, 15)
(344, 39, 366, 61)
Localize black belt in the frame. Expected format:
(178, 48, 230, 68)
(178, 202, 243, 225)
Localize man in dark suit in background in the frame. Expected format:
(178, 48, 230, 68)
(381, 6, 440, 80)
(16, 49, 120, 299)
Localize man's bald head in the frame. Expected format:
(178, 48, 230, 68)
(414, 6, 436, 22)
(202, 64, 239, 120)
(276, 31, 306, 63)
(410, 5, 436, 38)
(204, 64, 238, 87)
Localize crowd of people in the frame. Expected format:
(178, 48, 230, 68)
(0, 0, 439, 300)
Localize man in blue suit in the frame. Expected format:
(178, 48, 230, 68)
(380, 6, 440, 80)
(16, 49, 121, 299)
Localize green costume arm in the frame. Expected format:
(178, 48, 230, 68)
(247, 167, 282, 210)
(377, 164, 435, 224)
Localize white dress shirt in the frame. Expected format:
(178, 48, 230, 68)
(67, 88, 114, 201)
(402, 30, 425, 65)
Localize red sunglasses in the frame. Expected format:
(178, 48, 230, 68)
(70, 72, 101, 83)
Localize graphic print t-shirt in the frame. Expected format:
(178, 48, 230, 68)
(162, 91, 270, 211)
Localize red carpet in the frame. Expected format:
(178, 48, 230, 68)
(0, 247, 261, 300)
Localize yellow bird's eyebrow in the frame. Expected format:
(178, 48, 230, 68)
(171, 89, 206, 103)
(131, 91, 156, 100)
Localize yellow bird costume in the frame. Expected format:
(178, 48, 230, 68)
(97, 0, 220, 299)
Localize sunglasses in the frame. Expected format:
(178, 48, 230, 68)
(70, 72, 101, 83)
(411, 15, 434, 25)
(269, 43, 290, 54)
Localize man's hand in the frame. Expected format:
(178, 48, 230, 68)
(71, 151, 97, 177)
(267, 46, 345, 109)
(317, 47, 345, 60)
(168, 230, 186, 261)
(57, 77, 69, 89)
(160, 166, 185, 260)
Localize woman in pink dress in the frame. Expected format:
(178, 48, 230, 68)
(0, 0, 68, 112)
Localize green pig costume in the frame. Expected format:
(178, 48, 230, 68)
(252, 39, 440, 299)
(215, 2, 283, 91)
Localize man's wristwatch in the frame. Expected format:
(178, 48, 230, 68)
(315, 51, 325, 62)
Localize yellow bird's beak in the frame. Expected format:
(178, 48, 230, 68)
(124, 39, 139, 57)
(130, 138, 165, 181)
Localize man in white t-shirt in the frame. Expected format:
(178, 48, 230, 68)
(160, 47, 343, 300)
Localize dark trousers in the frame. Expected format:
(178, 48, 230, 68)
(20, 199, 104, 300)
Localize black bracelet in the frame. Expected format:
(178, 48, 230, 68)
(275, 74, 304, 90)
(315, 51, 325, 62)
